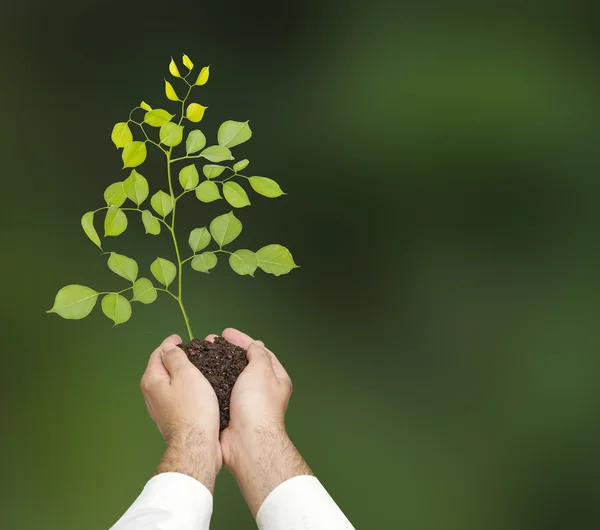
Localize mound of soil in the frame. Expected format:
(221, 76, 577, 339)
(178, 336, 248, 431)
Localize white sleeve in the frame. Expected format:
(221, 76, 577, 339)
(256, 475, 355, 530)
(109, 472, 213, 530)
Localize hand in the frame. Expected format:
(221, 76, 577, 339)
(140, 334, 222, 492)
(210, 328, 311, 516)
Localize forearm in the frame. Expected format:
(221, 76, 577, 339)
(156, 426, 220, 493)
(228, 426, 313, 517)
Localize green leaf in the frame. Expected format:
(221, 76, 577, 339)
(210, 211, 242, 247)
(144, 109, 175, 127)
(186, 130, 207, 154)
(186, 103, 207, 123)
(140, 101, 152, 111)
(203, 164, 226, 179)
(122, 141, 147, 168)
(229, 249, 258, 276)
(249, 176, 285, 198)
(218, 120, 252, 148)
(104, 182, 126, 207)
(179, 164, 199, 190)
(123, 170, 149, 205)
(191, 252, 217, 273)
(81, 211, 101, 249)
(141, 210, 161, 235)
(151, 191, 174, 217)
(188, 227, 211, 252)
(223, 182, 251, 208)
(101, 293, 132, 325)
(47, 285, 98, 319)
(201, 145, 234, 163)
(195, 66, 210, 86)
(233, 159, 249, 172)
(107, 252, 138, 282)
(104, 206, 128, 236)
(196, 181, 222, 203)
(256, 244, 299, 276)
(160, 122, 183, 147)
(150, 257, 177, 287)
(132, 278, 158, 304)
(111, 122, 133, 148)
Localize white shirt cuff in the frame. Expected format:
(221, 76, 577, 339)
(256, 475, 354, 530)
(109, 472, 213, 530)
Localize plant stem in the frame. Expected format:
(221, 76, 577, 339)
(166, 151, 194, 341)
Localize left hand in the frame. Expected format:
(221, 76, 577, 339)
(140, 334, 222, 489)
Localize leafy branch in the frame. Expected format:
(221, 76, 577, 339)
(48, 54, 298, 341)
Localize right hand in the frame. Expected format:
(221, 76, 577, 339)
(210, 328, 292, 464)
(208, 328, 310, 516)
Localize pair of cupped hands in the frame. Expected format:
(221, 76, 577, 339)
(140, 327, 298, 514)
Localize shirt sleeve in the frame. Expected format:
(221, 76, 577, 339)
(256, 475, 355, 530)
(109, 472, 213, 530)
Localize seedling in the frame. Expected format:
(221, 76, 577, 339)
(48, 54, 298, 341)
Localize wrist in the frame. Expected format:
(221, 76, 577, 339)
(157, 426, 221, 493)
(225, 425, 313, 517)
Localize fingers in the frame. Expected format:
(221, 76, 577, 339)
(205, 334, 218, 343)
(160, 336, 190, 377)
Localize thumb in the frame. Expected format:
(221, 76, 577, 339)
(160, 345, 190, 376)
(247, 340, 273, 371)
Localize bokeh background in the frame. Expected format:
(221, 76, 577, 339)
(1, 1, 600, 528)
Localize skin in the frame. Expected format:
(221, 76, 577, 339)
(140, 328, 312, 515)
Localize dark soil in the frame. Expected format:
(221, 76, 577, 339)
(178, 336, 248, 432)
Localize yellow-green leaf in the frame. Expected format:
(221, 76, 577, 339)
(104, 206, 128, 236)
(203, 165, 226, 179)
(160, 122, 183, 147)
(169, 57, 181, 78)
(81, 211, 101, 249)
(234, 159, 250, 172)
(188, 227, 211, 252)
(182, 54, 194, 70)
(201, 145, 233, 163)
(111, 122, 133, 149)
(151, 190, 174, 217)
(132, 278, 157, 304)
(123, 170, 149, 205)
(249, 176, 285, 198)
(104, 182, 127, 206)
(196, 181, 222, 203)
(191, 252, 217, 273)
(101, 293, 132, 325)
(217, 120, 252, 148)
(186, 130, 206, 154)
(165, 80, 179, 101)
(256, 244, 299, 276)
(122, 141, 147, 168)
(179, 164, 199, 190)
(195, 66, 210, 86)
(140, 101, 152, 111)
(144, 109, 175, 127)
(47, 285, 98, 320)
(107, 252, 138, 282)
(141, 210, 161, 235)
(229, 249, 258, 276)
(223, 181, 251, 208)
(150, 257, 177, 287)
(186, 103, 207, 123)
(210, 211, 242, 247)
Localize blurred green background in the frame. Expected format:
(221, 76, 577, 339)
(1, 1, 599, 528)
